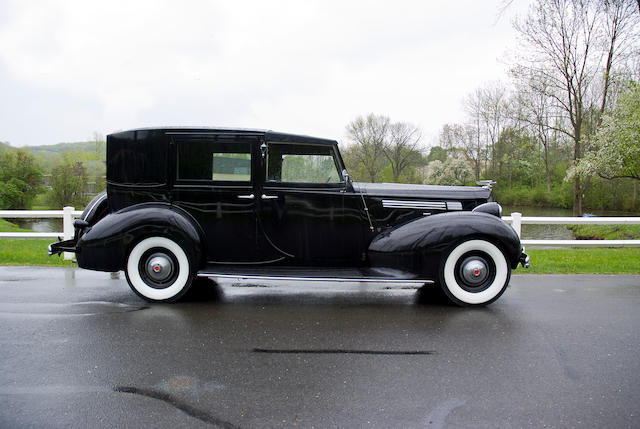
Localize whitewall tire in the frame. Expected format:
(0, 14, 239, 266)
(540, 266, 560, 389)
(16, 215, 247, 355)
(439, 239, 510, 306)
(125, 237, 194, 302)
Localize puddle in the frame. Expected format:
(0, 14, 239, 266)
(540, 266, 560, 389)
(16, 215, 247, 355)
(0, 301, 147, 316)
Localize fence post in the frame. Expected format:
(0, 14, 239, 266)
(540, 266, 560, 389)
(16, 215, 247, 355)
(512, 212, 522, 238)
(63, 206, 74, 261)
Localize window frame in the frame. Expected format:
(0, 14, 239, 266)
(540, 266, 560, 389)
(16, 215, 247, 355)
(173, 135, 255, 186)
(263, 141, 345, 188)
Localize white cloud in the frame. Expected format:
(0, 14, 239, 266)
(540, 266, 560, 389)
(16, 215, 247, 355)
(0, 0, 528, 146)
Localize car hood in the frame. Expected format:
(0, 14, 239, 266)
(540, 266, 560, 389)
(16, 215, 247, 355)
(353, 182, 491, 201)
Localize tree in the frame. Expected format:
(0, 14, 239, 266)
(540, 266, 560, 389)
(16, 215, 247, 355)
(513, 75, 560, 192)
(48, 160, 89, 208)
(423, 154, 474, 186)
(345, 114, 423, 183)
(345, 114, 390, 182)
(494, 127, 538, 188)
(383, 122, 423, 182)
(91, 132, 105, 156)
(512, 0, 639, 214)
(439, 123, 483, 180)
(426, 146, 448, 163)
(0, 149, 42, 209)
(479, 83, 509, 176)
(464, 89, 485, 181)
(572, 83, 640, 181)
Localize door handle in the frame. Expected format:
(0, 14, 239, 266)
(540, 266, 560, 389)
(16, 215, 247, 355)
(261, 194, 278, 200)
(237, 194, 255, 200)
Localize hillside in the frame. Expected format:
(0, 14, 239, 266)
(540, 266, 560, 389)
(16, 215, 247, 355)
(25, 141, 104, 155)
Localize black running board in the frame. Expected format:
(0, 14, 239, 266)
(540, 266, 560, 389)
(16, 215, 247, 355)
(197, 266, 433, 284)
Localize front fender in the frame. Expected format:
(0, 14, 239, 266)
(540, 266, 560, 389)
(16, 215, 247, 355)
(75, 203, 204, 272)
(368, 212, 522, 278)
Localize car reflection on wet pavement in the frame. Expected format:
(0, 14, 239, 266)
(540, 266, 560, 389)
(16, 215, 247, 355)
(1, 267, 639, 428)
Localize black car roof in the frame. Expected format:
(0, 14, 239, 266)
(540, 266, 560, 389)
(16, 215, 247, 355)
(108, 127, 339, 146)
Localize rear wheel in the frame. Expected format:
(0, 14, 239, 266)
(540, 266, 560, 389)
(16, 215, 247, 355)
(125, 237, 194, 302)
(438, 239, 510, 306)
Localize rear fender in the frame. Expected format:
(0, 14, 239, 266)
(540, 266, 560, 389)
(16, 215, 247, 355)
(367, 212, 522, 278)
(75, 203, 204, 272)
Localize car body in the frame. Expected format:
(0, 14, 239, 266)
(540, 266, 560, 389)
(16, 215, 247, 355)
(49, 127, 529, 305)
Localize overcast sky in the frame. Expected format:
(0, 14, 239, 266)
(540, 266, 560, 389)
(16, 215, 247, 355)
(0, 0, 530, 148)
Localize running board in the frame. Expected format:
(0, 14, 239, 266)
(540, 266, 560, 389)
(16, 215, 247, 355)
(197, 266, 433, 284)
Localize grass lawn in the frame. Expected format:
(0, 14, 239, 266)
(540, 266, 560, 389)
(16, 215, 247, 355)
(568, 224, 640, 240)
(0, 219, 74, 267)
(521, 248, 640, 274)
(0, 218, 32, 233)
(0, 239, 75, 267)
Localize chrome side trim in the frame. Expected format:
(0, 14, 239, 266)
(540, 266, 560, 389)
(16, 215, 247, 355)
(381, 200, 464, 211)
(197, 272, 434, 284)
(382, 200, 447, 210)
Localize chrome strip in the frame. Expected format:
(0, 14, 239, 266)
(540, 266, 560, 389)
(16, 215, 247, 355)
(382, 199, 464, 211)
(382, 200, 446, 210)
(82, 193, 107, 221)
(197, 272, 434, 284)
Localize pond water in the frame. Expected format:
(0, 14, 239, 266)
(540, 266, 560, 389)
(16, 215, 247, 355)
(7, 218, 63, 232)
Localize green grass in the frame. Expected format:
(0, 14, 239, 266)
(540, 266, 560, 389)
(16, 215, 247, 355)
(0, 239, 75, 266)
(520, 248, 640, 274)
(0, 218, 74, 266)
(0, 218, 32, 233)
(568, 224, 640, 240)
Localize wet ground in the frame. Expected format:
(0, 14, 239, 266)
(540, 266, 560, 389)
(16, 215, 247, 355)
(0, 267, 639, 428)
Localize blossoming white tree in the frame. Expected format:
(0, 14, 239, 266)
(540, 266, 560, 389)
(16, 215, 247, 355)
(572, 84, 640, 181)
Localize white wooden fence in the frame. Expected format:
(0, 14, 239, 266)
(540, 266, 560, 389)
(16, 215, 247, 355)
(0, 207, 82, 260)
(1, 209, 639, 254)
(502, 213, 640, 248)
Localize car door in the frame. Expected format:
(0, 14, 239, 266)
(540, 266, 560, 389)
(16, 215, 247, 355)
(170, 133, 280, 263)
(257, 141, 366, 265)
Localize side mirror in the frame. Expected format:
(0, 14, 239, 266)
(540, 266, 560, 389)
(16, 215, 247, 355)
(342, 169, 351, 184)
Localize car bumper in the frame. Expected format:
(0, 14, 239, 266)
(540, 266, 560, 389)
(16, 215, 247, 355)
(48, 239, 77, 256)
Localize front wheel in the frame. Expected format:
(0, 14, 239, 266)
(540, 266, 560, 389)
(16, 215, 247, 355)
(125, 237, 194, 302)
(439, 239, 510, 306)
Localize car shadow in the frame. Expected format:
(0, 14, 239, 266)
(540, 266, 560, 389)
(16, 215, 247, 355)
(181, 277, 225, 303)
(414, 283, 457, 307)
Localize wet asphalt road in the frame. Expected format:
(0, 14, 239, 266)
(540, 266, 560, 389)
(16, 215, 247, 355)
(0, 267, 639, 429)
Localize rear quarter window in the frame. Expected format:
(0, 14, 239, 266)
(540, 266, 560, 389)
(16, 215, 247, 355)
(107, 130, 168, 185)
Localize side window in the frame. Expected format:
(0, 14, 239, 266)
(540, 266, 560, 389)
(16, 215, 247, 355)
(266, 143, 342, 184)
(176, 139, 251, 182)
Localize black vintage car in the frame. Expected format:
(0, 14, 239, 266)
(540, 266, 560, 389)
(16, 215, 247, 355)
(49, 127, 529, 305)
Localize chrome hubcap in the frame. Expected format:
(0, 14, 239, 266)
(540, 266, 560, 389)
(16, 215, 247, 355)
(460, 257, 489, 287)
(145, 253, 174, 282)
